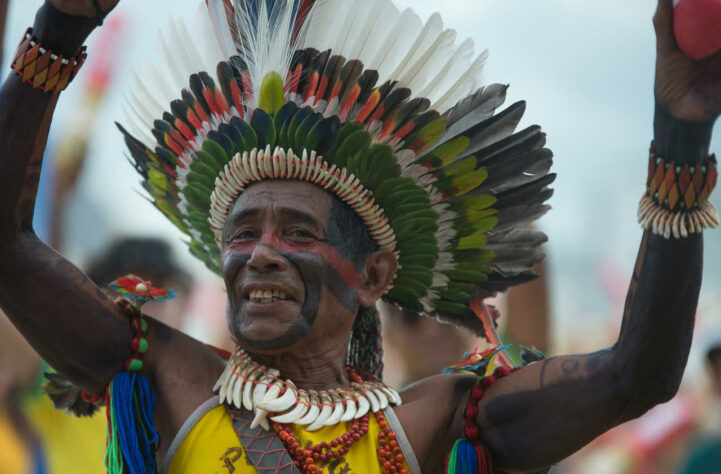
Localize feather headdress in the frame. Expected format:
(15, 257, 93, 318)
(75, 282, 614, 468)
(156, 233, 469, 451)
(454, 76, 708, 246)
(119, 0, 555, 338)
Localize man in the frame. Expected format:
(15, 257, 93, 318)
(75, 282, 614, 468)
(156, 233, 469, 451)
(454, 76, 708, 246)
(0, 0, 718, 473)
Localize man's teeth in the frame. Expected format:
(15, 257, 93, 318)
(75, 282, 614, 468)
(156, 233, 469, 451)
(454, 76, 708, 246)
(248, 289, 289, 303)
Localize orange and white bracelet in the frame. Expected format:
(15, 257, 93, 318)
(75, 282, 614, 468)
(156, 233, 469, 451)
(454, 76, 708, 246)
(11, 27, 87, 93)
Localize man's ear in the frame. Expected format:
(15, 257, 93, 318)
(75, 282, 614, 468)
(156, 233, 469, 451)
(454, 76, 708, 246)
(356, 250, 398, 307)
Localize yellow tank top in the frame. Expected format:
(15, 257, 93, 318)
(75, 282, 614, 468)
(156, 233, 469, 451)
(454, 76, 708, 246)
(167, 404, 412, 473)
(0, 410, 31, 474)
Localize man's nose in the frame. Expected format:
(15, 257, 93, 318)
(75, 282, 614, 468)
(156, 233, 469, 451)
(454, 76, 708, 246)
(247, 243, 288, 272)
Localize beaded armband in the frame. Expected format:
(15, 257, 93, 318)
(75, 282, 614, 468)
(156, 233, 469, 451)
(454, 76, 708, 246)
(11, 27, 87, 93)
(446, 366, 518, 474)
(638, 145, 719, 239)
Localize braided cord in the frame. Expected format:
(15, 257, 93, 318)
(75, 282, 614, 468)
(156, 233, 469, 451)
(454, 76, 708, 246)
(347, 306, 384, 380)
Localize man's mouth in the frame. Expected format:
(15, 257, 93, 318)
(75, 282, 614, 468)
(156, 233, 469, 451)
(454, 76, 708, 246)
(247, 288, 290, 304)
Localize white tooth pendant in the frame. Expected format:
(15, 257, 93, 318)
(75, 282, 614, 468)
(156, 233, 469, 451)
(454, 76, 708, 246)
(219, 369, 236, 405)
(354, 392, 370, 418)
(231, 369, 246, 409)
(381, 386, 402, 405)
(250, 369, 279, 430)
(257, 379, 283, 410)
(306, 391, 335, 431)
(323, 390, 345, 426)
(372, 386, 389, 410)
(230, 359, 255, 408)
(339, 391, 357, 422)
(263, 383, 298, 412)
(253, 369, 280, 406)
(296, 390, 321, 425)
(271, 389, 310, 424)
(213, 363, 231, 392)
(364, 387, 381, 413)
(243, 367, 262, 411)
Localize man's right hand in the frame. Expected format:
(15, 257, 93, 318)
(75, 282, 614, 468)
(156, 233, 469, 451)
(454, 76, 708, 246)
(49, 0, 119, 19)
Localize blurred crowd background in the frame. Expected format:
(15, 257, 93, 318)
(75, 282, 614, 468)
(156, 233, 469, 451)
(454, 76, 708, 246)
(1, 0, 721, 472)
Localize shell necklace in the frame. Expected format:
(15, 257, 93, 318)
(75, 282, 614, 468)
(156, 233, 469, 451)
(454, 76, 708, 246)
(213, 347, 402, 432)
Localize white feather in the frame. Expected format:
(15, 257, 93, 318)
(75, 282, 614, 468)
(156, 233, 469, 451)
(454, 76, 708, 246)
(403, 29, 456, 93)
(418, 37, 474, 103)
(302, 0, 344, 50)
(207, 0, 238, 60)
(370, 8, 423, 83)
(432, 49, 489, 113)
(387, 12, 443, 84)
(232, 0, 300, 108)
(355, 0, 399, 67)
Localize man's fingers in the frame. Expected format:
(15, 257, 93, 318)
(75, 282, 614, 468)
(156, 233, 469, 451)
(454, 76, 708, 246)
(654, 0, 676, 52)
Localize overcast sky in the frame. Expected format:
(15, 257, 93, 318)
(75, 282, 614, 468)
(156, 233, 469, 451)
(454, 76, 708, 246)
(5, 0, 720, 350)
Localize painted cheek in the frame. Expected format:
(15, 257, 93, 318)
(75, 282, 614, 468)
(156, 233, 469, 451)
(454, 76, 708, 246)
(305, 246, 361, 290)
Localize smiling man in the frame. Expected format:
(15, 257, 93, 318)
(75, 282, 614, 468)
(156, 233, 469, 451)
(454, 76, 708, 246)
(0, 0, 719, 473)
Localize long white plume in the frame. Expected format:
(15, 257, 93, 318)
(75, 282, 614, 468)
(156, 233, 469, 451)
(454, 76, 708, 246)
(125, 0, 489, 149)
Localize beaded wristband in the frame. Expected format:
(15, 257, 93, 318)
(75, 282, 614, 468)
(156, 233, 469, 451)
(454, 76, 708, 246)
(638, 144, 719, 239)
(77, 297, 150, 405)
(463, 366, 517, 443)
(116, 297, 150, 372)
(11, 27, 87, 93)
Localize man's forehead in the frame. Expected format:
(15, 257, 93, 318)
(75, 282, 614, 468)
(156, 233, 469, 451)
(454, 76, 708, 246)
(230, 180, 333, 221)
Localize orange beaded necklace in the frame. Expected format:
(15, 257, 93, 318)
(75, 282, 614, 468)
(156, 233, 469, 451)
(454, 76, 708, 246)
(270, 369, 408, 473)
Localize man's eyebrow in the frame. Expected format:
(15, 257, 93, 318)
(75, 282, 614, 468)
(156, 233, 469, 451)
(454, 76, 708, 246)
(278, 208, 324, 230)
(225, 207, 324, 229)
(226, 208, 260, 227)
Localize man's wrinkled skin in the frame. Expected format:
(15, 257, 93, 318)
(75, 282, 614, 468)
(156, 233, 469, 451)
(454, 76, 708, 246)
(0, 0, 719, 471)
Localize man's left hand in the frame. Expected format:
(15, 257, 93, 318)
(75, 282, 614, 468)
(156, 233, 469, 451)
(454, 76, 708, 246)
(655, 0, 721, 121)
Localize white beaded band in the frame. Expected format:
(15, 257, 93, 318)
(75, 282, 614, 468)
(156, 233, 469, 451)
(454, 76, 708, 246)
(209, 145, 397, 251)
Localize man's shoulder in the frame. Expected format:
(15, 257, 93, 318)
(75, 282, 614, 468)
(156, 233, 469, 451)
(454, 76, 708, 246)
(391, 373, 478, 471)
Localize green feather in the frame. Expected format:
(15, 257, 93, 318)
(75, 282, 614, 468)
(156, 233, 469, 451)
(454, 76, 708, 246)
(442, 155, 476, 177)
(258, 71, 285, 115)
(438, 288, 472, 303)
(389, 277, 428, 297)
(373, 177, 416, 202)
(195, 149, 224, 173)
(202, 140, 230, 168)
(189, 160, 220, 184)
(457, 216, 498, 236)
(431, 300, 473, 317)
(419, 136, 469, 170)
(183, 183, 212, 213)
(230, 116, 258, 151)
(397, 255, 437, 268)
(332, 130, 372, 170)
(385, 287, 423, 311)
(251, 109, 277, 148)
(186, 171, 214, 191)
(324, 122, 365, 166)
(450, 194, 497, 213)
(456, 233, 488, 250)
(293, 112, 322, 151)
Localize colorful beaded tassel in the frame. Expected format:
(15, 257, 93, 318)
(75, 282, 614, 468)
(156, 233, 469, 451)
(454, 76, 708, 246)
(104, 275, 173, 474)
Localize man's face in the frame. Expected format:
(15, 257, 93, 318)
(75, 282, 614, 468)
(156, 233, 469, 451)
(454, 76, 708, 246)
(221, 180, 364, 351)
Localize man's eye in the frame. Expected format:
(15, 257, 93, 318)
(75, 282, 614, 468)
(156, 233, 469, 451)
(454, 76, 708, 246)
(290, 229, 313, 239)
(233, 230, 257, 240)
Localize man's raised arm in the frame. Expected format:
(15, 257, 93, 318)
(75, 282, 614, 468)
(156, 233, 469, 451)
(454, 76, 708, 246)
(471, 0, 720, 471)
(0, 0, 131, 394)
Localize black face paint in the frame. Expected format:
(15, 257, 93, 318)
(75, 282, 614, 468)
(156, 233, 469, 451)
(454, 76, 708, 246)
(224, 248, 359, 351)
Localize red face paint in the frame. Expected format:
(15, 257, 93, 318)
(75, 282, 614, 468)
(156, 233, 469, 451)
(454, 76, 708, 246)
(222, 227, 361, 290)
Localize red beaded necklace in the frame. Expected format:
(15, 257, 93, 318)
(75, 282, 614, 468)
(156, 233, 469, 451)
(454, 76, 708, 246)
(270, 368, 408, 473)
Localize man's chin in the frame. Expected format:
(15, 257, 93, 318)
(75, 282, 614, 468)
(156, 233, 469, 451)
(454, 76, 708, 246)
(232, 309, 310, 349)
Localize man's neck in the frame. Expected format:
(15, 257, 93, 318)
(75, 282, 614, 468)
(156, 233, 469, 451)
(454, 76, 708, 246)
(244, 343, 351, 391)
